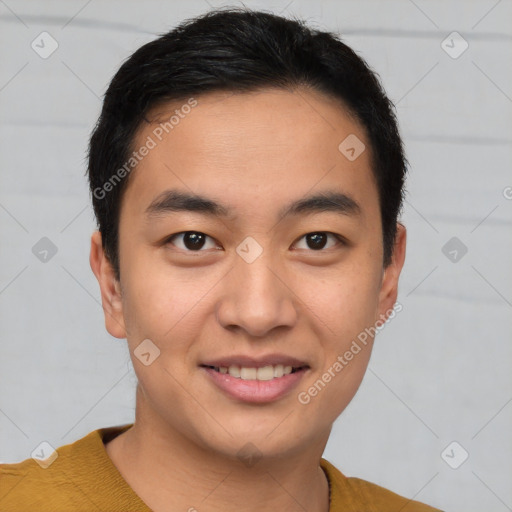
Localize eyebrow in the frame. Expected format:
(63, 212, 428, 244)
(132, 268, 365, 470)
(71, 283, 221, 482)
(144, 189, 361, 222)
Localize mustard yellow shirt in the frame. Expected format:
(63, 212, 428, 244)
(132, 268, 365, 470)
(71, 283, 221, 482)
(0, 424, 442, 511)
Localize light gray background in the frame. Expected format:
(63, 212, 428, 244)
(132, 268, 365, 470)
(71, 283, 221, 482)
(1, 1, 511, 510)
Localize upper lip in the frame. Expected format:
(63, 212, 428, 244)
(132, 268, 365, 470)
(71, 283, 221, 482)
(200, 354, 309, 369)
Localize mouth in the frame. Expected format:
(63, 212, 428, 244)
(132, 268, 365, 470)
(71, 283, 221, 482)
(199, 360, 310, 403)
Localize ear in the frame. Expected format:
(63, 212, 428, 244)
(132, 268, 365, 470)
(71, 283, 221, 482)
(377, 223, 406, 321)
(89, 230, 126, 339)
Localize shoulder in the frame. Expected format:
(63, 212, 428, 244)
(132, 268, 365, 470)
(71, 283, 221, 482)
(320, 458, 443, 512)
(0, 443, 83, 511)
(0, 424, 140, 512)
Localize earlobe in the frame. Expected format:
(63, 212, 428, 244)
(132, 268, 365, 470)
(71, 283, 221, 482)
(89, 231, 127, 339)
(377, 223, 407, 321)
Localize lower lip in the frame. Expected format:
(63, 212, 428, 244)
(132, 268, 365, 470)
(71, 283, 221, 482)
(201, 366, 308, 403)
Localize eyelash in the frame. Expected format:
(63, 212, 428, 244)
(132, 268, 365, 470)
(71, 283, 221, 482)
(164, 231, 346, 252)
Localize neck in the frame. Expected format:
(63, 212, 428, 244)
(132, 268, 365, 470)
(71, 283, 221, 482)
(105, 385, 330, 512)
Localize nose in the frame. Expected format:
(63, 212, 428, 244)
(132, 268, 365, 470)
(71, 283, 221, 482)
(215, 254, 298, 338)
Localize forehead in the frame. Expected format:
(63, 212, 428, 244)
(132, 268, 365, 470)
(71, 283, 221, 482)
(121, 87, 378, 223)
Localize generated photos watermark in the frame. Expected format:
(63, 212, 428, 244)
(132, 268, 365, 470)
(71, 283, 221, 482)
(93, 97, 198, 200)
(297, 302, 403, 405)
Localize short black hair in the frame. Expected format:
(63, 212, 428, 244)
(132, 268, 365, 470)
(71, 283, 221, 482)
(87, 7, 407, 281)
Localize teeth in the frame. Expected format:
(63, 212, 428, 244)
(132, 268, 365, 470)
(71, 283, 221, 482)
(256, 366, 274, 381)
(228, 365, 240, 378)
(273, 364, 284, 378)
(240, 367, 257, 380)
(213, 364, 299, 380)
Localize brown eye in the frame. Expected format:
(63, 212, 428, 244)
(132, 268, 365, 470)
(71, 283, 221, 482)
(294, 232, 342, 251)
(167, 231, 218, 251)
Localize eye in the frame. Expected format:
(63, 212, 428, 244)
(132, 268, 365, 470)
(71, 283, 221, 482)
(293, 232, 343, 251)
(165, 231, 344, 253)
(166, 231, 219, 251)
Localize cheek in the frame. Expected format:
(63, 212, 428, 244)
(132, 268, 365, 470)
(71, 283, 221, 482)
(298, 262, 382, 340)
(308, 265, 381, 417)
(120, 255, 221, 349)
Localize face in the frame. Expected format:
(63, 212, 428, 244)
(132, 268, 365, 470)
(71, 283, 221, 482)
(91, 87, 406, 461)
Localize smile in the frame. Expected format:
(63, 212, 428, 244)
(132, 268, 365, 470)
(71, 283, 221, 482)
(200, 364, 309, 403)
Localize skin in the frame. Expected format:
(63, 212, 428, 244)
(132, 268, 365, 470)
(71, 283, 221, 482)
(90, 87, 406, 512)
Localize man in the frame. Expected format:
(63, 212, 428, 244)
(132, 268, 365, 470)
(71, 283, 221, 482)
(0, 8, 442, 511)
